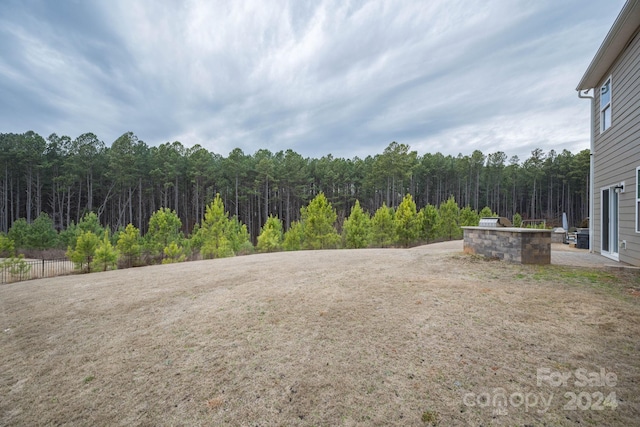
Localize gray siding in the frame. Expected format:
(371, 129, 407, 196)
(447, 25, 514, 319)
(593, 29, 640, 266)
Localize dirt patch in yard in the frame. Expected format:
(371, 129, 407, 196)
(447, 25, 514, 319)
(1, 243, 639, 426)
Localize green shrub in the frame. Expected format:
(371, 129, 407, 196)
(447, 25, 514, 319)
(283, 221, 304, 251)
(162, 242, 187, 264)
(26, 213, 58, 249)
(0, 234, 15, 257)
(1, 255, 31, 281)
(513, 213, 522, 227)
(8, 218, 29, 249)
(459, 206, 479, 226)
(478, 206, 497, 218)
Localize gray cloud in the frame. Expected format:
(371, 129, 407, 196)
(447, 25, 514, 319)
(0, 0, 627, 160)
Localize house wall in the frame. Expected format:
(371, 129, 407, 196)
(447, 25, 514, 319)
(593, 28, 640, 266)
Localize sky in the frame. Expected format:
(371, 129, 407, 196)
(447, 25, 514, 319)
(0, 0, 627, 160)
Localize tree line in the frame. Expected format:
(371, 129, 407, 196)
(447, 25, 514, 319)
(0, 130, 590, 242)
(1, 190, 506, 274)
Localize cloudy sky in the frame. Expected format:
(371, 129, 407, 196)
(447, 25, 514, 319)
(0, 0, 626, 160)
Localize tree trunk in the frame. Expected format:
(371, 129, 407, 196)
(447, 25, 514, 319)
(2, 163, 7, 232)
(138, 178, 143, 229)
(76, 182, 82, 223)
(174, 175, 178, 215)
(87, 171, 93, 212)
(286, 187, 291, 229)
(264, 176, 269, 224)
(235, 175, 239, 217)
(194, 179, 199, 225)
(36, 171, 42, 217)
(66, 187, 71, 227)
(26, 166, 32, 223)
(129, 186, 133, 226)
(531, 179, 536, 219)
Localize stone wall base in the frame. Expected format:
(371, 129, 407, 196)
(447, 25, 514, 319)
(462, 227, 551, 265)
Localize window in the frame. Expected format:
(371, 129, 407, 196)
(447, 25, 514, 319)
(637, 167, 640, 232)
(600, 77, 612, 132)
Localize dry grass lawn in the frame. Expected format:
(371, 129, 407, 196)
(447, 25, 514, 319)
(1, 242, 639, 426)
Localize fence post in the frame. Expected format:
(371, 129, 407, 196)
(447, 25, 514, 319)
(42, 259, 45, 278)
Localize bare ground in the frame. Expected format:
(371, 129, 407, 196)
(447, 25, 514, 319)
(1, 242, 639, 426)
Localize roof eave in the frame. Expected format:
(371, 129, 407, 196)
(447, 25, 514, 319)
(576, 0, 640, 91)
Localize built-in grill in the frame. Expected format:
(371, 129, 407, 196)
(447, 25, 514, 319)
(478, 217, 513, 227)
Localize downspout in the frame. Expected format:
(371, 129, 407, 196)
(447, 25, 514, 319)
(578, 88, 595, 253)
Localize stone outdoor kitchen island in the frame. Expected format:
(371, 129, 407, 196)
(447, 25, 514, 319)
(462, 226, 551, 264)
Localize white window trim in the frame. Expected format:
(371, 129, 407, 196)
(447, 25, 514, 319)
(637, 166, 640, 233)
(600, 76, 612, 133)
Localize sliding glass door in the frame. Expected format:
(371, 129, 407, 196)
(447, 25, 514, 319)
(601, 187, 619, 259)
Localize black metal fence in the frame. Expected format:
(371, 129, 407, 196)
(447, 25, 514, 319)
(0, 258, 75, 284)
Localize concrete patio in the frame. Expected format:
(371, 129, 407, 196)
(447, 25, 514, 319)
(550, 243, 624, 268)
(427, 240, 626, 269)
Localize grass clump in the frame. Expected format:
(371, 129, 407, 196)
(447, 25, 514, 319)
(421, 409, 439, 425)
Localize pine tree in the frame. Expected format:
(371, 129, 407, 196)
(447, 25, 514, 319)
(439, 196, 460, 240)
(371, 203, 396, 247)
(196, 194, 235, 259)
(7, 219, 29, 249)
(257, 215, 284, 253)
(418, 204, 440, 243)
(192, 194, 252, 259)
(26, 212, 58, 250)
(395, 194, 419, 247)
(59, 212, 106, 251)
(93, 231, 118, 271)
(342, 200, 371, 249)
(66, 231, 100, 272)
(162, 242, 186, 264)
(478, 206, 496, 218)
(117, 223, 141, 268)
(147, 208, 182, 259)
(300, 192, 340, 249)
(76, 212, 105, 235)
(459, 206, 479, 226)
(283, 221, 304, 251)
(227, 217, 253, 255)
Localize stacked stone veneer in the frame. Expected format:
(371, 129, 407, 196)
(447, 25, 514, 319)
(462, 227, 551, 264)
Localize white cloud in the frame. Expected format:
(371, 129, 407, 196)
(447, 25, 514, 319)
(0, 0, 627, 159)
